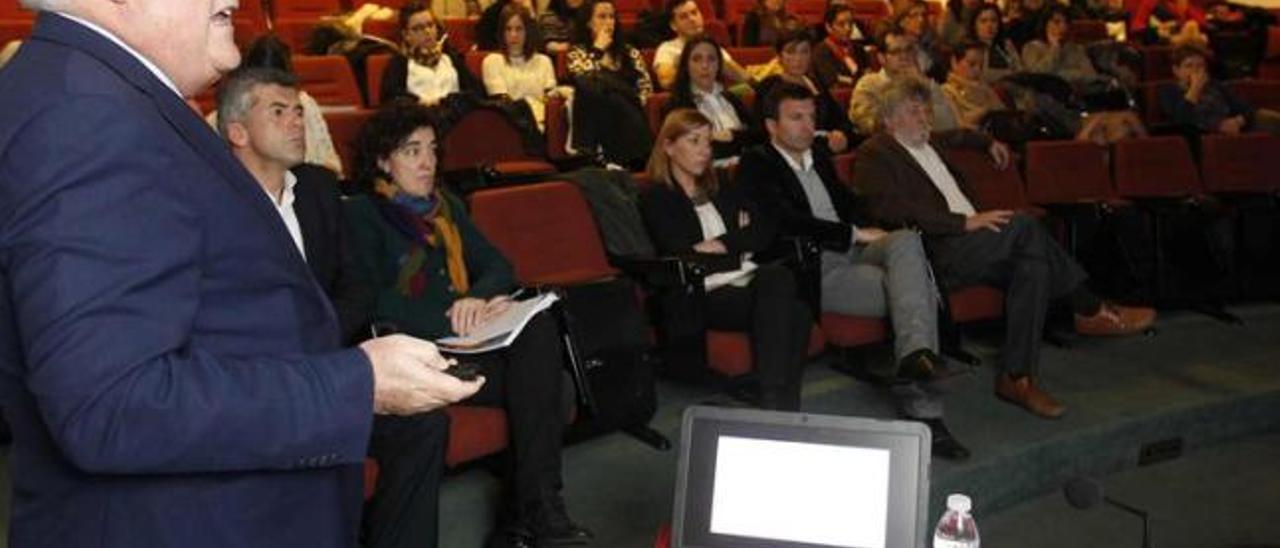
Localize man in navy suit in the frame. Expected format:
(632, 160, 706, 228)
(0, 2, 484, 547)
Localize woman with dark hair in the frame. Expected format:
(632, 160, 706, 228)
(811, 3, 871, 89)
(477, 0, 535, 51)
(482, 4, 563, 130)
(566, 0, 654, 168)
(344, 100, 591, 548)
(640, 108, 811, 410)
(207, 35, 344, 176)
(967, 4, 1024, 82)
(753, 29, 855, 152)
(539, 0, 587, 53)
(1022, 5, 1099, 83)
(665, 36, 757, 162)
(378, 1, 481, 106)
(741, 0, 804, 47)
(939, 0, 982, 47)
(892, 0, 945, 81)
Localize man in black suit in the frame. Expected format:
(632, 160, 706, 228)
(738, 83, 969, 460)
(218, 67, 449, 548)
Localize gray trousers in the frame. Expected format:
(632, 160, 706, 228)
(820, 229, 943, 419)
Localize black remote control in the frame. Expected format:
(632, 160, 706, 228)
(443, 362, 481, 381)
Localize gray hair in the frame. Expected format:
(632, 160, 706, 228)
(215, 67, 299, 137)
(876, 75, 933, 126)
(19, 0, 70, 10)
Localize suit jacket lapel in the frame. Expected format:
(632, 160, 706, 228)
(762, 144, 812, 212)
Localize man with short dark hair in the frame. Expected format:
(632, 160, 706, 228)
(740, 83, 971, 461)
(855, 76, 1157, 420)
(218, 67, 447, 548)
(1158, 44, 1280, 135)
(652, 0, 747, 88)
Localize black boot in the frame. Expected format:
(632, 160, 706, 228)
(923, 418, 971, 461)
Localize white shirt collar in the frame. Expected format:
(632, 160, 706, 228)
(265, 170, 300, 208)
(56, 12, 182, 97)
(692, 82, 724, 99)
(771, 142, 814, 173)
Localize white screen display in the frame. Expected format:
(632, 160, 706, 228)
(708, 436, 892, 548)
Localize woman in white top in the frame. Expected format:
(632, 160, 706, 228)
(638, 109, 812, 411)
(481, 4, 564, 130)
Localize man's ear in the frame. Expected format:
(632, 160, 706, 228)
(226, 122, 250, 149)
(764, 117, 777, 138)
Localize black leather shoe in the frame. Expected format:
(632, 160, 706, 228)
(531, 495, 593, 546)
(924, 418, 971, 461)
(486, 526, 536, 548)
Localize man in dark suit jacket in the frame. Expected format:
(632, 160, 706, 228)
(0, 5, 480, 547)
(738, 83, 970, 461)
(218, 66, 452, 548)
(854, 75, 1156, 420)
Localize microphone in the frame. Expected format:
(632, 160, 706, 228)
(1063, 477, 1153, 548)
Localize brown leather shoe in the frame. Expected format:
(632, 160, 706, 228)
(1074, 302, 1156, 336)
(995, 374, 1066, 419)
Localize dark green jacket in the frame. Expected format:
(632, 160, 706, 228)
(344, 192, 516, 340)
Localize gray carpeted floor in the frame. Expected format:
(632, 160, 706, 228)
(1, 304, 1278, 547)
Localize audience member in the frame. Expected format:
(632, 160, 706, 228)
(811, 4, 871, 90)
(345, 100, 592, 548)
(849, 29, 959, 135)
(653, 0, 748, 89)
(1005, 0, 1050, 48)
(755, 29, 856, 153)
(218, 67, 446, 548)
(640, 109, 812, 410)
(854, 77, 1157, 420)
(892, 0, 946, 81)
(942, 41, 1010, 130)
(968, 4, 1024, 82)
(939, 0, 982, 47)
(567, 0, 655, 167)
(1021, 6, 1099, 84)
(1131, 0, 1207, 45)
(540, 0, 585, 53)
(207, 35, 343, 176)
(478, 0, 535, 51)
(379, 1, 480, 106)
(741, 0, 804, 47)
(482, 4, 563, 130)
(739, 84, 970, 461)
(1158, 44, 1280, 135)
(665, 36, 758, 162)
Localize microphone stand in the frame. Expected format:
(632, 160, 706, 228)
(1104, 496, 1152, 548)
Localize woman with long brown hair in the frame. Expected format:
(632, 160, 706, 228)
(639, 109, 812, 410)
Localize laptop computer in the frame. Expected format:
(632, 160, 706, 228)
(671, 406, 932, 548)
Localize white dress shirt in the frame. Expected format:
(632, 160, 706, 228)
(897, 136, 977, 216)
(693, 202, 757, 291)
(692, 83, 744, 134)
(407, 55, 461, 105)
(265, 171, 307, 261)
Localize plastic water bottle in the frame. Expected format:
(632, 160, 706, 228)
(933, 493, 980, 548)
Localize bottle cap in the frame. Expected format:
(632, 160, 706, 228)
(946, 494, 972, 513)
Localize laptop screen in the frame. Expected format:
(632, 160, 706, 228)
(673, 407, 931, 548)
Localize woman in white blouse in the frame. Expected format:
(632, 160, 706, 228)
(638, 109, 812, 411)
(481, 4, 567, 131)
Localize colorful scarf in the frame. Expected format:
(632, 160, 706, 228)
(374, 178, 469, 297)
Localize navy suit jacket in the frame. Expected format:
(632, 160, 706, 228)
(0, 14, 374, 547)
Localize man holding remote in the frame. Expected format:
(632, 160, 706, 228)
(0, 3, 483, 548)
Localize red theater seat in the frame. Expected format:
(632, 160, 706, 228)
(439, 107, 555, 179)
(1112, 136, 1202, 199)
(1140, 45, 1175, 82)
(1198, 133, 1280, 194)
(275, 0, 344, 19)
(1024, 140, 1115, 205)
(726, 46, 774, 67)
(321, 109, 374, 177)
(365, 53, 392, 107)
(1227, 79, 1280, 113)
(273, 17, 321, 52)
(293, 55, 363, 107)
(442, 17, 479, 53)
(943, 148, 1035, 212)
(947, 285, 1005, 323)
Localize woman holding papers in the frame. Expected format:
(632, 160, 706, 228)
(639, 109, 814, 411)
(344, 100, 591, 548)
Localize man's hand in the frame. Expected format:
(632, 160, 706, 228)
(827, 130, 850, 154)
(855, 226, 888, 243)
(965, 210, 1014, 232)
(361, 335, 484, 415)
(693, 239, 728, 254)
(446, 297, 488, 336)
(988, 140, 1012, 170)
(479, 296, 512, 325)
(1218, 115, 1246, 135)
